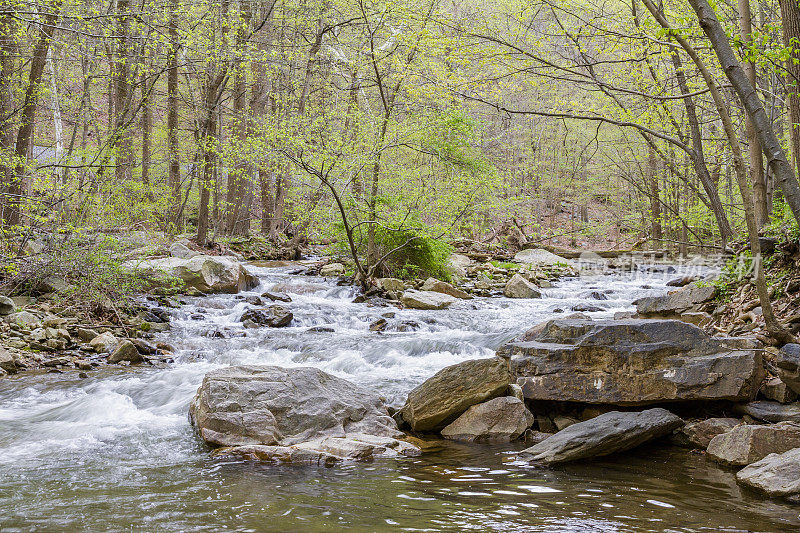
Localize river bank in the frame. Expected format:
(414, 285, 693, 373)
(4, 259, 800, 531)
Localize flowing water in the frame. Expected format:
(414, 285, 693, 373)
(2, 263, 800, 532)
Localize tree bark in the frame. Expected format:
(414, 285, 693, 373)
(739, 0, 768, 226)
(167, 0, 181, 231)
(5, 3, 61, 226)
(684, 0, 794, 341)
(0, 1, 18, 224)
(780, 0, 800, 184)
(670, 50, 734, 243)
(140, 71, 151, 185)
(113, 0, 134, 183)
(647, 144, 662, 242)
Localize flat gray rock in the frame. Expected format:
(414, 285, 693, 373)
(671, 418, 739, 449)
(734, 401, 800, 423)
(400, 289, 457, 310)
(634, 285, 716, 316)
(517, 408, 684, 464)
(499, 318, 762, 405)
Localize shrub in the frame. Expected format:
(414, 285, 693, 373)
(0, 229, 181, 321)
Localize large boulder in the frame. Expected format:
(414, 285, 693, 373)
(400, 289, 457, 310)
(503, 274, 542, 299)
(189, 365, 405, 463)
(421, 278, 471, 299)
(441, 396, 534, 442)
(400, 358, 511, 432)
(671, 418, 740, 449)
(498, 318, 762, 405)
(706, 422, 800, 466)
(517, 408, 684, 464)
(733, 401, 800, 423)
(736, 448, 800, 500)
(775, 344, 800, 395)
(127, 255, 258, 294)
(514, 248, 572, 266)
(633, 285, 716, 317)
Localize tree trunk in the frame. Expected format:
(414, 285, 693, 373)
(141, 71, 151, 185)
(780, 0, 800, 185)
(739, 0, 768, 226)
(167, 0, 181, 231)
(688, 0, 800, 229)
(0, 2, 17, 224)
(647, 144, 662, 242)
(6, 5, 60, 226)
(670, 50, 734, 244)
(224, 0, 252, 235)
(114, 0, 134, 183)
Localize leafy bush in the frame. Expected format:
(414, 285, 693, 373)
(373, 227, 453, 280)
(0, 229, 181, 321)
(332, 222, 453, 280)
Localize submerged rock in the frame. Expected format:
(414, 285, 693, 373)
(127, 255, 258, 294)
(400, 358, 511, 432)
(400, 289, 457, 310)
(270, 281, 329, 295)
(498, 318, 762, 405)
(261, 291, 293, 302)
(736, 448, 800, 500)
(671, 418, 740, 449)
(517, 408, 684, 464)
(189, 365, 405, 462)
(706, 422, 800, 466)
(441, 396, 534, 442)
(503, 274, 542, 299)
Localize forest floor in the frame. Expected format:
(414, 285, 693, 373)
(704, 234, 800, 345)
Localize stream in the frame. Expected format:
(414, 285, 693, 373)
(2, 263, 800, 532)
